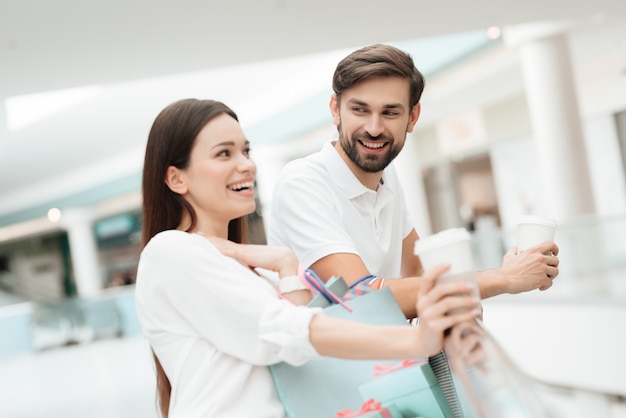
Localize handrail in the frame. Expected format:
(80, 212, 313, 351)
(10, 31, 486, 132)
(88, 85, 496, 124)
(534, 377, 626, 404)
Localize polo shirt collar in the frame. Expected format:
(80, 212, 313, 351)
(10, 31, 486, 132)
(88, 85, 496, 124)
(321, 141, 391, 199)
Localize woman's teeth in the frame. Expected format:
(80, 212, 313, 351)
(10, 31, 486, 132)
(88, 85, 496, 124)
(228, 181, 254, 191)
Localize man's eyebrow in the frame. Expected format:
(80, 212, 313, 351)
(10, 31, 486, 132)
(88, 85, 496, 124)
(383, 103, 404, 110)
(346, 98, 368, 107)
(346, 98, 405, 110)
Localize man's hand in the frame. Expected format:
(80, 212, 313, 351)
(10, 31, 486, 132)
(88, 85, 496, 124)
(499, 241, 560, 293)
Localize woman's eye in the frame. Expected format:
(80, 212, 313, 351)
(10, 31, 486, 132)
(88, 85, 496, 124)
(217, 150, 230, 157)
(243, 148, 251, 157)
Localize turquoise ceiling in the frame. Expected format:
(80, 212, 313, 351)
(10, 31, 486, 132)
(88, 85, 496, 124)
(0, 30, 495, 229)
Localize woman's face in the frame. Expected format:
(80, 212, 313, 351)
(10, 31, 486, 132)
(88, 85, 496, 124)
(168, 113, 256, 233)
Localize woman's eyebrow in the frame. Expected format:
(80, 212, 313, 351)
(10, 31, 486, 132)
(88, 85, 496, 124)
(210, 139, 250, 150)
(210, 141, 235, 149)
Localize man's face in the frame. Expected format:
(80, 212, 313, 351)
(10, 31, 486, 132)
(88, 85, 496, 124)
(331, 76, 420, 174)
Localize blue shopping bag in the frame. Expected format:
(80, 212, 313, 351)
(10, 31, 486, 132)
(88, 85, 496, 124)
(269, 288, 412, 418)
(358, 358, 454, 418)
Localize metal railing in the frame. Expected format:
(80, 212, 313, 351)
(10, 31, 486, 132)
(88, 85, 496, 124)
(30, 296, 123, 350)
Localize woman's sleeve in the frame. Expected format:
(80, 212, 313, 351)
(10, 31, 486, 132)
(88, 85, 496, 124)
(141, 232, 321, 366)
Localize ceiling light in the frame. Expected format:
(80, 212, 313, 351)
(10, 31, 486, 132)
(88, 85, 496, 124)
(47, 208, 62, 223)
(486, 26, 501, 40)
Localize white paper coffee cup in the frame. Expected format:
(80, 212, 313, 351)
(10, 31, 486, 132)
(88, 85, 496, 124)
(414, 228, 475, 275)
(414, 228, 480, 302)
(517, 215, 557, 253)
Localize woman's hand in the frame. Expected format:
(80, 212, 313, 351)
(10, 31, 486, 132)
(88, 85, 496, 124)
(414, 264, 482, 357)
(207, 236, 299, 277)
(444, 320, 487, 369)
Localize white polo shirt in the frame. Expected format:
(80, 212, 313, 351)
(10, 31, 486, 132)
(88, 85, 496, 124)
(269, 141, 413, 279)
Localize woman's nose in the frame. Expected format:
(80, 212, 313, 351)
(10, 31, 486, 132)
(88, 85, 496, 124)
(238, 154, 256, 172)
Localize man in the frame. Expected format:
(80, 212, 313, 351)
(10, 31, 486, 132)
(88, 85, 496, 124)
(269, 43, 559, 319)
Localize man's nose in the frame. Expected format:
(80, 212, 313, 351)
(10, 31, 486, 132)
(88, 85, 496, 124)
(364, 114, 384, 137)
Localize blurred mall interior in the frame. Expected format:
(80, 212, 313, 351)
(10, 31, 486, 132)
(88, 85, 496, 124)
(1, 1, 626, 417)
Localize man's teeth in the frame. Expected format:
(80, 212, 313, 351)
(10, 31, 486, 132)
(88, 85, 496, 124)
(229, 181, 254, 191)
(361, 141, 385, 149)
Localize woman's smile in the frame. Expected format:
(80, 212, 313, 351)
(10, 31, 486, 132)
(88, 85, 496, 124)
(227, 178, 255, 196)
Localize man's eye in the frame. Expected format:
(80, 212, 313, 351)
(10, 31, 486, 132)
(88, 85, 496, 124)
(352, 107, 366, 113)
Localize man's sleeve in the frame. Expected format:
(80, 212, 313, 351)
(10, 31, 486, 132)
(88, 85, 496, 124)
(269, 165, 358, 269)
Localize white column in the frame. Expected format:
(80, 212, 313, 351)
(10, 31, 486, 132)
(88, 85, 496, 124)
(60, 208, 102, 298)
(395, 132, 432, 236)
(0, 98, 7, 153)
(505, 22, 608, 295)
(504, 21, 595, 221)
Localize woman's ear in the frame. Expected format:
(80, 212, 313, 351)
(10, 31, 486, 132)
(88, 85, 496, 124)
(165, 166, 187, 195)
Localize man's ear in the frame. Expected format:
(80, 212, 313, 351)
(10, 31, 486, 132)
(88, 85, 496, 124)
(406, 103, 421, 133)
(165, 166, 187, 195)
(329, 95, 341, 127)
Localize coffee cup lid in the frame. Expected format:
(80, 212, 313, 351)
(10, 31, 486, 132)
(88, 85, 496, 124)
(414, 228, 470, 255)
(518, 215, 557, 228)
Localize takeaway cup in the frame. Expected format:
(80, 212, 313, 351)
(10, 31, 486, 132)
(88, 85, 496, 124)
(516, 215, 557, 253)
(414, 228, 480, 303)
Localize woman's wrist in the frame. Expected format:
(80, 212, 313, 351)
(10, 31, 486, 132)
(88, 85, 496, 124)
(278, 275, 308, 294)
(277, 249, 300, 278)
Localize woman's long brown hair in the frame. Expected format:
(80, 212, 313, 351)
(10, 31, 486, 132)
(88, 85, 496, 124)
(141, 99, 249, 417)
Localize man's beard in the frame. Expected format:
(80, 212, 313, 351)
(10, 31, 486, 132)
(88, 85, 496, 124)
(338, 126, 403, 173)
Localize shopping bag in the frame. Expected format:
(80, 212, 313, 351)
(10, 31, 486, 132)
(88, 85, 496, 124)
(306, 275, 350, 308)
(429, 350, 470, 418)
(302, 271, 375, 309)
(358, 358, 454, 418)
(334, 398, 403, 418)
(269, 288, 412, 418)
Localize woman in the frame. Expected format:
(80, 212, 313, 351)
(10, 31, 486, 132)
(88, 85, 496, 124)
(135, 98, 482, 417)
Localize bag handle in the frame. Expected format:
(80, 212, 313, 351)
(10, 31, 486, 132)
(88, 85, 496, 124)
(301, 267, 353, 312)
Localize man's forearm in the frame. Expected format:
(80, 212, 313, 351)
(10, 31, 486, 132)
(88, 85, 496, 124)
(382, 276, 421, 318)
(476, 269, 507, 299)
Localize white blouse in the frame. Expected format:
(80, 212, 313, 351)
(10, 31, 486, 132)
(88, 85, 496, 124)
(135, 230, 321, 418)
